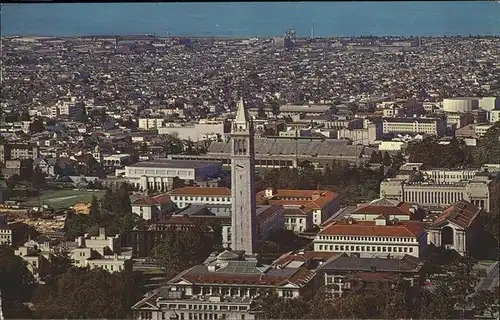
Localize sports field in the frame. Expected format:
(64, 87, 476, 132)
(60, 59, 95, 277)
(24, 189, 106, 210)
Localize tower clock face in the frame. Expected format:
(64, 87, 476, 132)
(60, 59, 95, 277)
(235, 163, 246, 173)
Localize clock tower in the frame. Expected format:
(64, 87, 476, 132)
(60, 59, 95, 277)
(230, 97, 257, 256)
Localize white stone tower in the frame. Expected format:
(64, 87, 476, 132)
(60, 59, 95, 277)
(230, 97, 257, 256)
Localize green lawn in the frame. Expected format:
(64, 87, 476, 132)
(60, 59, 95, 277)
(24, 189, 106, 210)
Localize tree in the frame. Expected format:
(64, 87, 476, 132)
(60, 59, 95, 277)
(29, 118, 45, 133)
(64, 211, 93, 240)
(153, 226, 212, 276)
(474, 122, 500, 165)
(255, 240, 280, 256)
(257, 107, 266, 119)
(172, 176, 186, 189)
(116, 183, 132, 216)
(0, 245, 36, 318)
(19, 111, 31, 121)
(46, 247, 74, 280)
(32, 268, 145, 319)
(472, 289, 500, 319)
(31, 166, 46, 188)
(406, 136, 472, 168)
(411, 285, 456, 319)
(369, 150, 383, 163)
(89, 195, 100, 223)
(100, 188, 116, 216)
(382, 151, 392, 166)
(259, 294, 311, 319)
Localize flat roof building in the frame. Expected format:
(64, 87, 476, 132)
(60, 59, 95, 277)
(116, 160, 223, 192)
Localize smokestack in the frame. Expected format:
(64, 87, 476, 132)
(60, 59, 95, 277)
(311, 23, 315, 39)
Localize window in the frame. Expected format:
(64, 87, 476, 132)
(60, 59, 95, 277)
(409, 248, 414, 253)
(335, 245, 339, 250)
(282, 290, 293, 298)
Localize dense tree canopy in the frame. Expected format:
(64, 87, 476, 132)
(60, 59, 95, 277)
(64, 183, 141, 239)
(406, 136, 473, 168)
(405, 122, 500, 168)
(31, 268, 145, 319)
(256, 160, 382, 206)
(0, 245, 36, 318)
(260, 253, 498, 319)
(474, 122, 500, 165)
(153, 226, 214, 276)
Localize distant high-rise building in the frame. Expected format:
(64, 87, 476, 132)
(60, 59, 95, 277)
(230, 97, 257, 256)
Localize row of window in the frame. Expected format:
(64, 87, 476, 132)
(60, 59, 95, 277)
(165, 304, 247, 311)
(317, 235, 415, 243)
(88, 263, 123, 271)
(317, 244, 415, 253)
(140, 311, 246, 320)
(286, 218, 306, 224)
(404, 190, 463, 204)
(173, 196, 230, 202)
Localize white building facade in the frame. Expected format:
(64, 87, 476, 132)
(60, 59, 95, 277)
(313, 218, 426, 258)
(116, 160, 222, 192)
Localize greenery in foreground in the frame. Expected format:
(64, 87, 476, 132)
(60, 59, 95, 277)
(256, 160, 384, 206)
(406, 122, 500, 168)
(260, 250, 499, 319)
(64, 183, 141, 240)
(0, 245, 145, 319)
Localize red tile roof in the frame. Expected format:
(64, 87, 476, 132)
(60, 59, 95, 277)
(168, 187, 231, 196)
(182, 273, 286, 286)
(283, 268, 316, 287)
(432, 200, 481, 228)
(284, 206, 312, 216)
(352, 199, 411, 216)
(319, 220, 425, 237)
(256, 189, 338, 211)
(179, 266, 315, 288)
(132, 193, 172, 206)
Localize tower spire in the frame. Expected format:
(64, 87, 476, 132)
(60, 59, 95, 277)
(235, 96, 249, 124)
